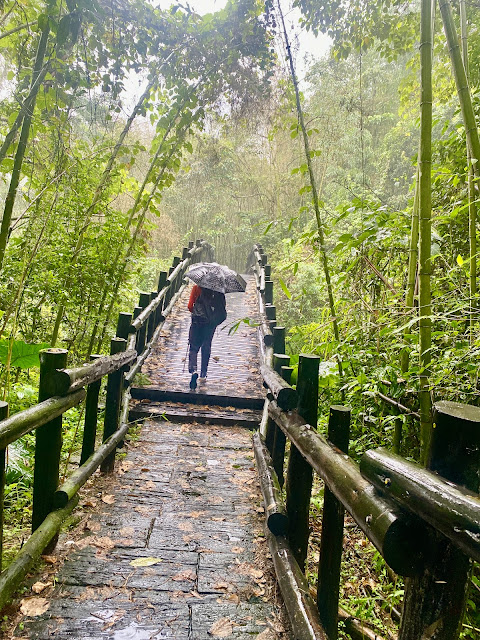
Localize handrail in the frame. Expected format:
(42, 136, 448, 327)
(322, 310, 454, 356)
(268, 401, 425, 576)
(361, 446, 480, 563)
(0, 390, 86, 450)
(251, 241, 480, 640)
(0, 237, 213, 612)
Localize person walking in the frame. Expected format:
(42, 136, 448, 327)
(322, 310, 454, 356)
(187, 284, 226, 390)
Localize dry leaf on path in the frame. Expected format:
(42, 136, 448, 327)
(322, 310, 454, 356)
(129, 557, 162, 567)
(41, 555, 57, 564)
(172, 569, 195, 582)
(102, 494, 115, 504)
(208, 617, 234, 637)
(32, 581, 52, 594)
(20, 597, 50, 617)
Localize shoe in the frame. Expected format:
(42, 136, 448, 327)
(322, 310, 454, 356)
(189, 372, 198, 390)
(199, 376, 207, 383)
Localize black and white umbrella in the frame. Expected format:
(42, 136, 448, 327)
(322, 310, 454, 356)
(186, 262, 246, 294)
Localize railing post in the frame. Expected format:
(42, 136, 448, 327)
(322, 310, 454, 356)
(317, 405, 350, 639)
(265, 352, 289, 453)
(80, 354, 102, 466)
(264, 265, 271, 278)
(32, 349, 68, 540)
(155, 271, 167, 327)
(116, 312, 132, 340)
(0, 401, 8, 572)
(100, 338, 127, 473)
(147, 291, 157, 341)
(399, 401, 480, 640)
(271, 354, 291, 487)
(133, 305, 142, 353)
(264, 280, 273, 305)
(285, 354, 319, 569)
(273, 326, 286, 355)
(182, 246, 189, 260)
(136, 292, 150, 354)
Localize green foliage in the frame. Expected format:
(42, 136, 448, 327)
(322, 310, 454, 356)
(0, 340, 49, 369)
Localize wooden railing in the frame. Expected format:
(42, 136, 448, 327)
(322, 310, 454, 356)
(251, 243, 480, 640)
(0, 239, 212, 610)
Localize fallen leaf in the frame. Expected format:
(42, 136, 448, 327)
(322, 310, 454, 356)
(102, 494, 115, 505)
(172, 569, 195, 582)
(231, 546, 244, 554)
(20, 597, 50, 617)
(119, 527, 134, 537)
(31, 581, 52, 594)
(41, 555, 57, 564)
(82, 499, 98, 508)
(129, 557, 162, 567)
(208, 617, 233, 637)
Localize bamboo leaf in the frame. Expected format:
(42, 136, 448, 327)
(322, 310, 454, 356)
(278, 277, 292, 299)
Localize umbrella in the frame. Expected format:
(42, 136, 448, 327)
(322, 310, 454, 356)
(186, 262, 246, 294)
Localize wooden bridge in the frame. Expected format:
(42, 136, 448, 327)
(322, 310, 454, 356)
(1, 241, 480, 640)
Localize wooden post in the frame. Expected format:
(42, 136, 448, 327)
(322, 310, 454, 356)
(265, 353, 289, 453)
(271, 355, 291, 488)
(133, 305, 142, 353)
(265, 304, 276, 322)
(32, 349, 68, 539)
(264, 280, 273, 304)
(317, 405, 350, 640)
(147, 291, 157, 341)
(164, 266, 175, 307)
(80, 355, 102, 466)
(188, 241, 194, 249)
(281, 366, 293, 385)
(286, 354, 319, 568)
(264, 265, 271, 278)
(116, 312, 132, 340)
(182, 246, 189, 260)
(155, 271, 167, 326)
(100, 338, 127, 473)
(273, 326, 286, 355)
(393, 414, 402, 455)
(399, 401, 480, 640)
(0, 401, 8, 572)
(136, 292, 150, 355)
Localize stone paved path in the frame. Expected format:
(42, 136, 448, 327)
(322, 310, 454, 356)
(15, 276, 289, 639)
(137, 276, 263, 401)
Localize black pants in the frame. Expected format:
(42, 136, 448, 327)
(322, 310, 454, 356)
(188, 321, 216, 376)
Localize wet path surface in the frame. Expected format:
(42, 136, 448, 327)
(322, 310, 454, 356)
(136, 276, 263, 401)
(18, 423, 286, 639)
(16, 277, 288, 639)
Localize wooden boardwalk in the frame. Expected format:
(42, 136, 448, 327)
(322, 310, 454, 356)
(16, 278, 289, 639)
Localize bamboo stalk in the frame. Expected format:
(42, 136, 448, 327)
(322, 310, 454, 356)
(0, 23, 50, 273)
(459, 0, 477, 330)
(277, 1, 343, 381)
(418, 0, 433, 465)
(0, 402, 8, 572)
